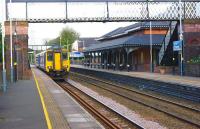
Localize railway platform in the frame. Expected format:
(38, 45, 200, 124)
(71, 64, 200, 88)
(70, 64, 200, 102)
(0, 77, 47, 129)
(0, 67, 103, 129)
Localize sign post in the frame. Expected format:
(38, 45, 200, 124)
(173, 40, 183, 76)
(173, 40, 182, 51)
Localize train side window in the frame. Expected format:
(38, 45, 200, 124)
(47, 52, 53, 61)
(62, 52, 68, 60)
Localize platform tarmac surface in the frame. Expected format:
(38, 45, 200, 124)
(0, 68, 104, 129)
(0, 79, 47, 129)
(71, 64, 200, 88)
(32, 68, 103, 129)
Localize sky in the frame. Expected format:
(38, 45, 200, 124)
(0, 2, 133, 45)
(28, 22, 133, 45)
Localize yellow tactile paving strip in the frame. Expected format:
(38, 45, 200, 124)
(32, 68, 70, 129)
(72, 65, 200, 88)
(32, 70, 52, 129)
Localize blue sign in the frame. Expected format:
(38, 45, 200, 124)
(70, 52, 84, 58)
(173, 41, 182, 51)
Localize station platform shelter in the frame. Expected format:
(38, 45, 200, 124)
(0, 67, 103, 129)
(83, 21, 179, 74)
(83, 21, 200, 76)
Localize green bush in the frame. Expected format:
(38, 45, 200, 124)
(0, 44, 2, 63)
(188, 56, 200, 64)
(0, 24, 2, 63)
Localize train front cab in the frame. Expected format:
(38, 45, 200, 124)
(46, 49, 70, 79)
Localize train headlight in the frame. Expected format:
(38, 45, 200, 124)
(48, 66, 53, 69)
(63, 66, 68, 70)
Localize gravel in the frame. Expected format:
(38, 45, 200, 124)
(68, 79, 167, 129)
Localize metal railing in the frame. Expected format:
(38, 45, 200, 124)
(159, 21, 177, 64)
(5, 1, 200, 23)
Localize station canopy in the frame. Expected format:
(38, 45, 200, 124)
(84, 21, 170, 52)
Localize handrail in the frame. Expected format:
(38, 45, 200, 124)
(159, 21, 177, 64)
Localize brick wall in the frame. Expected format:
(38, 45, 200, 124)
(183, 23, 200, 77)
(5, 21, 31, 80)
(185, 64, 200, 77)
(5, 21, 28, 35)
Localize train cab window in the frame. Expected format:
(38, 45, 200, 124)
(47, 52, 53, 61)
(62, 52, 68, 60)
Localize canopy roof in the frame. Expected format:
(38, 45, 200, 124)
(98, 21, 170, 41)
(84, 34, 165, 52)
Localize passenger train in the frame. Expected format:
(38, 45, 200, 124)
(35, 46, 70, 79)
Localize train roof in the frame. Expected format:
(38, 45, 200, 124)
(35, 46, 68, 57)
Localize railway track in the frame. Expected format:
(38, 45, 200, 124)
(71, 68, 200, 102)
(56, 81, 144, 129)
(70, 72, 200, 128)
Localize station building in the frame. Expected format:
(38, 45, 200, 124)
(77, 37, 100, 52)
(83, 21, 179, 73)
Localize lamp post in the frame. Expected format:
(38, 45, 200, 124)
(150, 21, 153, 73)
(2, 0, 7, 92)
(14, 26, 17, 82)
(179, 0, 184, 76)
(9, 0, 14, 83)
(60, 36, 62, 47)
(81, 40, 85, 51)
(147, 0, 153, 73)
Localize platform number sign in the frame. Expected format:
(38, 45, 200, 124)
(173, 40, 182, 51)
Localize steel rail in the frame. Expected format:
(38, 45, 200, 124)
(71, 72, 200, 112)
(70, 72, 200, 128)
(57, 82, 125, 129)
(57, 81, 145, 129)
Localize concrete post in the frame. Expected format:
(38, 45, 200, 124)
(2, 0, 7, 92)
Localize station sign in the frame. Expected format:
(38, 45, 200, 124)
(173, 40, 182, 51)
(70, 51, 84, 58)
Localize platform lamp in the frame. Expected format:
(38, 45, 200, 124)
(179, 0, 184, 76)
(148, 0, 153, 73)
(13, 25, 17, 81)
(60, 36, 62, 47)
(1, 0, 7, 92)
(9, 0, 14, 83)
(150, 21, 153, 73)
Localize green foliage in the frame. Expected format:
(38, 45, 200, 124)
(46, 26, 79, 51)
(188, 56, 200, 64)
(60, 27, 79, 51)
(46, 37, 60, 46)
(0, 24, 2, 63)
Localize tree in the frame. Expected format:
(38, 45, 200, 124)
(60, 27, 79, 51)
(46, 26, 79, 51)
(0, 24, 2, 63)
(46, 37, 60, 46)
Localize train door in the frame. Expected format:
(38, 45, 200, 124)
(54, 52, 61, 71)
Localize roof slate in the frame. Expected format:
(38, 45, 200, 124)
(98, 21, 170, 41)
(84, 34, 165, 52)
(78, 37, 100, 48)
